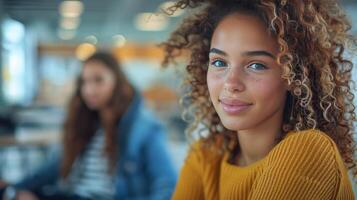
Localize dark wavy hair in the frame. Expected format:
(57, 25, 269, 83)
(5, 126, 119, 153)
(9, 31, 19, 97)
(162, 0, 357, 179)
(61, 52, 133, 178)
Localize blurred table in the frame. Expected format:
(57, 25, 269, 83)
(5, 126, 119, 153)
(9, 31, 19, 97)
(0, 130, 61, 183)
(0, 132, 61, 147)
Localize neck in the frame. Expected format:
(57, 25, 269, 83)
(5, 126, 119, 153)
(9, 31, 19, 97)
(235, 110, 284, 166)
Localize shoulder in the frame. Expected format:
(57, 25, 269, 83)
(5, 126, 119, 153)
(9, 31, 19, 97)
(286, 128, 333, 142)
(120, 102, 167, 156)
(118, 91, 163, 134)
(125, 102, 165, 138)
(275, 129, 337, 156)
(267, 129, 341, 176)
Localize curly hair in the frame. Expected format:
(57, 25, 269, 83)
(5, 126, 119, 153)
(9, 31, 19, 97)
(162, 0, 357, 179)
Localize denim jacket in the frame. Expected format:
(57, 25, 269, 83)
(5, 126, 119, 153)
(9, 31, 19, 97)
(14, 92, 177, 200)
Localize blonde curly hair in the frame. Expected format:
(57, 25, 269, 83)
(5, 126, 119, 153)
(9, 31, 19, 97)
(162, 0, 357, 179)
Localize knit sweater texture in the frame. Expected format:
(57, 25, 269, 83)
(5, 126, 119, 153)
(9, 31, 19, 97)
(172, 129, 355, 200)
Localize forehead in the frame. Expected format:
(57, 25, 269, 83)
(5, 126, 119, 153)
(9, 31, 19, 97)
(211, 13, 279, 54)
(82, 61, 111, 77)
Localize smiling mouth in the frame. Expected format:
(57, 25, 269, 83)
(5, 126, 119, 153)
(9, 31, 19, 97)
(219, 98, 252, 115)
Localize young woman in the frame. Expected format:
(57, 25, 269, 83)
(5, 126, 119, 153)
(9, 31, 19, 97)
(1, 52, 177, 200)
(162, 0, 356, 199)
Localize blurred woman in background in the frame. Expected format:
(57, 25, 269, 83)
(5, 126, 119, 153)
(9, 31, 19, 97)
(1, 52, 177, 200)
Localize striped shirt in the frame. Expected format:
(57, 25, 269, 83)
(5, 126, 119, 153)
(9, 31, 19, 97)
(64, 129, 115, 200)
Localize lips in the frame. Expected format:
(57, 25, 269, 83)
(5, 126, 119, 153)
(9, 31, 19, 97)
(219, 97, 252, 115)
(84, 97, 99, 106)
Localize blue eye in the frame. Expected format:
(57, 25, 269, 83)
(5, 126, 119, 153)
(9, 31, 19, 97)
(210, 60, 227, 68)
(248, 63, 267, 70)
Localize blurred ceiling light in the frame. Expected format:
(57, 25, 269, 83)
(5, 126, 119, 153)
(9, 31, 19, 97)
(112, 34, 126, 47)
(76, 43, 96, 61)
(60, 17, 80, 30)
(85, 35, 98, 45)
(57, 29, 76, 40)
(159, 1, 185, 17)
(59, 0, 84, 18)
(134, 12, 168, 31)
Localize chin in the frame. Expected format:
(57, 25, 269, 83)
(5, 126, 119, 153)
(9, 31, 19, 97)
(88, 106, 99, 111)
(219, 116, 253, 131)
(85, 102, 100, 111)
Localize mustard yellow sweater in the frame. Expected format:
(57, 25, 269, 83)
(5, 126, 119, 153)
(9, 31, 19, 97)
(172, 129, 355, 200)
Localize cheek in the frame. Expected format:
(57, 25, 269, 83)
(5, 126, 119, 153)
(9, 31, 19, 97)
(100, 81, 116, 98)
(252, 77, 286, 105)
(81, 83, 94, 97)
(207, 70, 223, 102)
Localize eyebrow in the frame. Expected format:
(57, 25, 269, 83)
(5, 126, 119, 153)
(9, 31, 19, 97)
(209, 48, 275, 59)
(209, 48, 227, 56)
(243, 50, 275, 59)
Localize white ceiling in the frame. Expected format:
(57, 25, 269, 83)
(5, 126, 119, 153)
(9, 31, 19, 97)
(1, 0, 183, 45)
(1, 0, 356, 45)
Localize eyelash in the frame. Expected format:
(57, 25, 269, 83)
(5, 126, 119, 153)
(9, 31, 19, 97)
(248, 63, 267, 70)
(210, 59, 227, 68)
(209, 59, 268, 71)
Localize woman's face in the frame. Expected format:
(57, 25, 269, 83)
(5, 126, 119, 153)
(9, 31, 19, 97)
(80, 60, 116, 110)
(207, 13, 288, 131)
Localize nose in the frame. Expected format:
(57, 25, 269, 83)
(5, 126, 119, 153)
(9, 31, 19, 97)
(223, 67, 245, 93)
(82, 81, 95, 96)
